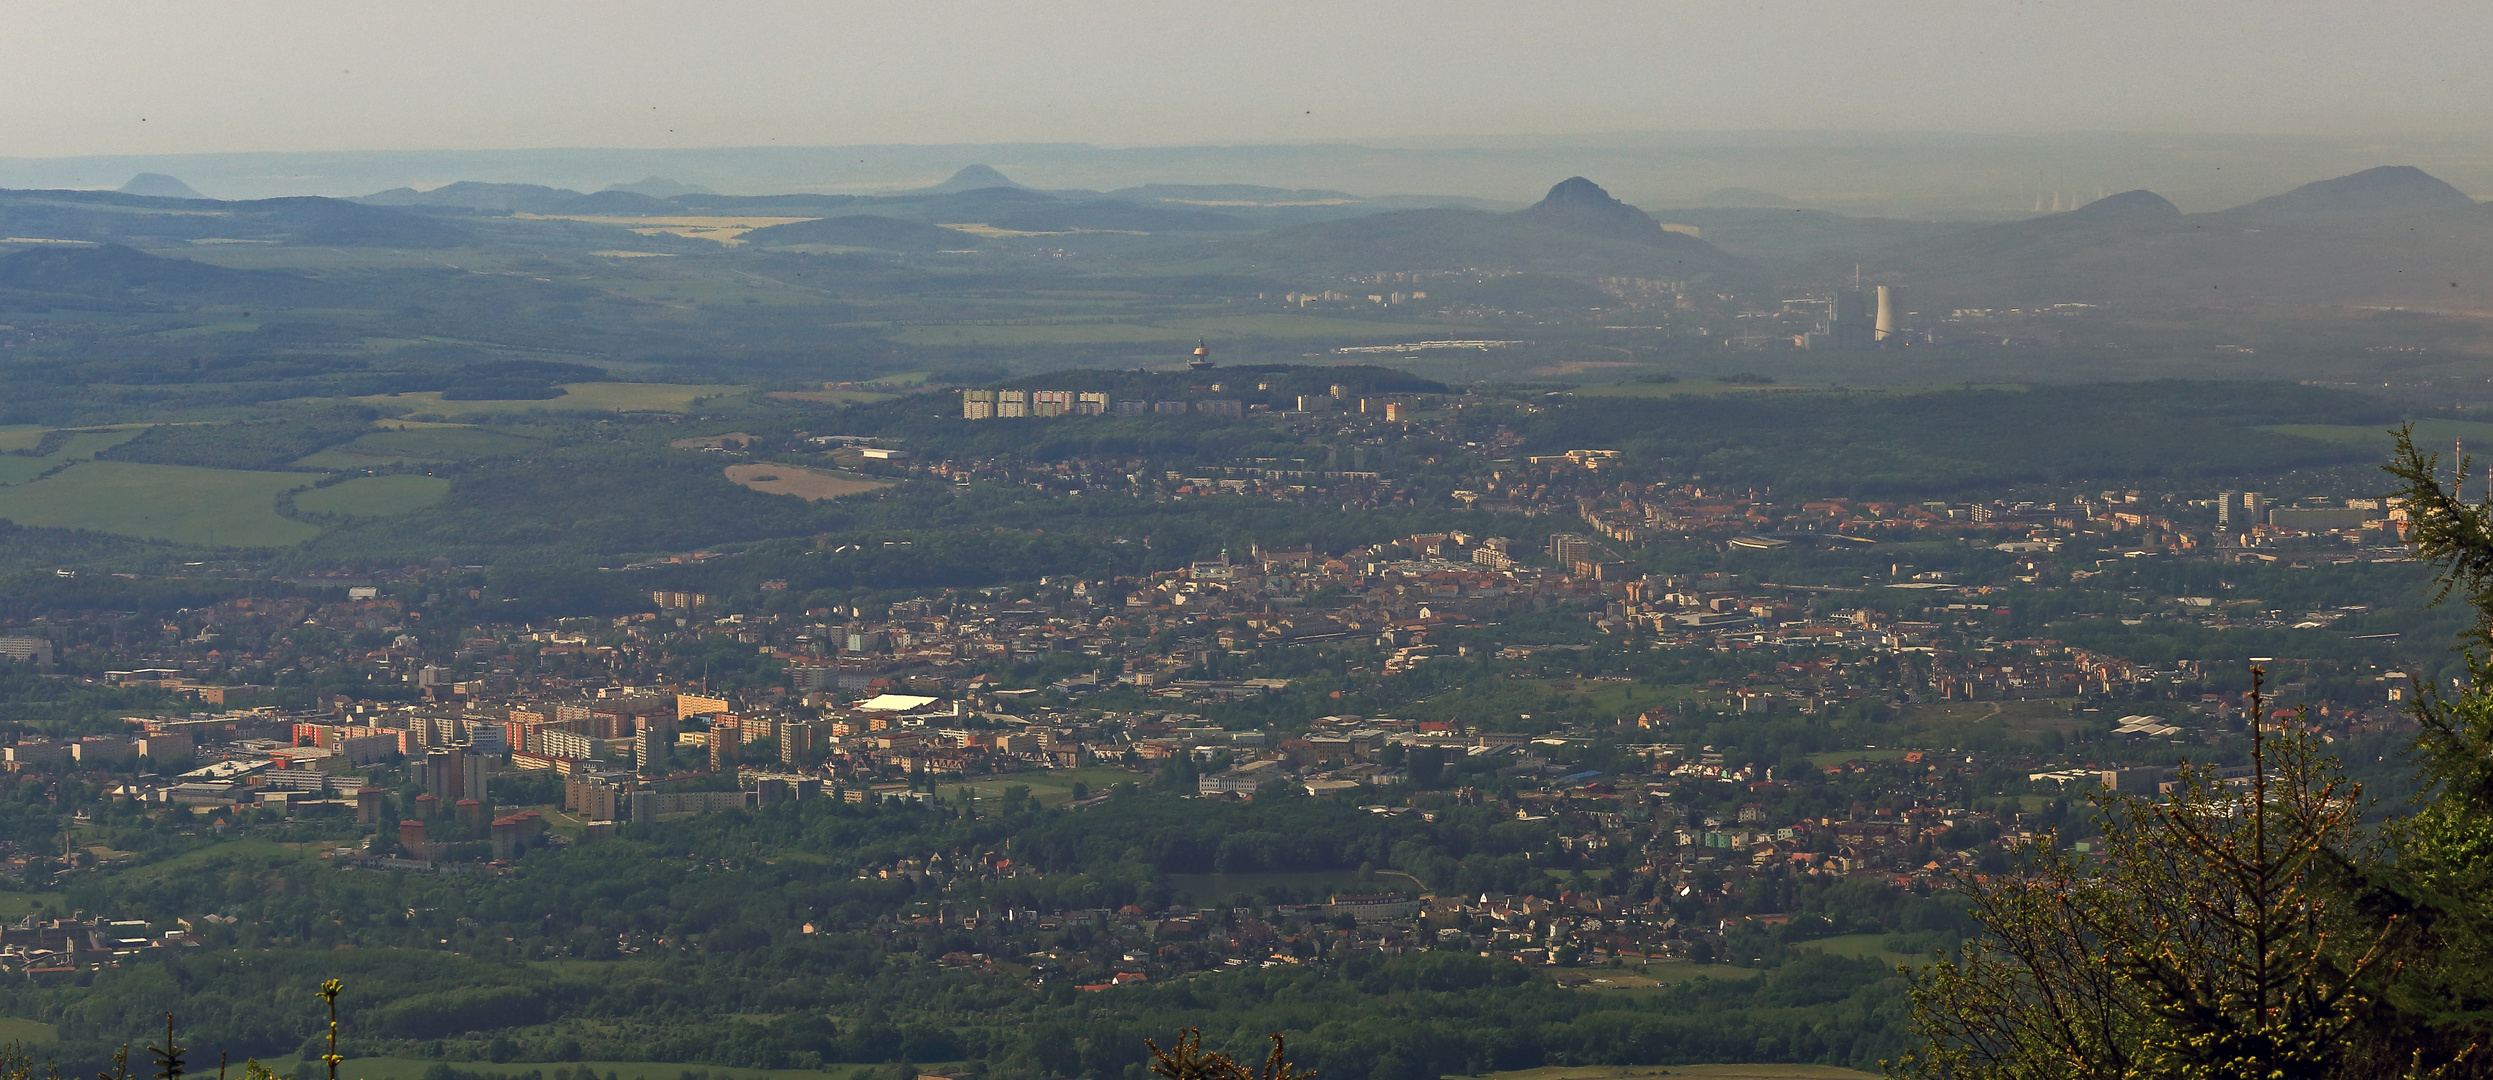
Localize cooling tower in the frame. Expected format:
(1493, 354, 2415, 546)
(1874, 285, 1907, 342)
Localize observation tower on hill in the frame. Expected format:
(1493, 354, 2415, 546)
(1188, 338, 1214, 371)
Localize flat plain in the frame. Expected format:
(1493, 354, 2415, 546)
(354, 383, 746, 416)
(1455, 1064, 1876, 1080)
(0, 429, 146, 484)
(723, 463, 889, 501)
(294, 475, 454, 517)
(0, 461, 323, 546)
(881, 313, 1459, 347)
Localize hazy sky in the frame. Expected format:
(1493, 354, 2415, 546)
(6, 0, 2491, 157)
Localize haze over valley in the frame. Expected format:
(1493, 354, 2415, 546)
(7, 6, 2493, 1080)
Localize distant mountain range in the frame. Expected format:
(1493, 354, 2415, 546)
(0, 187, 468, 249)
(1171, 177, 1733, 276)
(1846, 165, 2493, 307)
(6, 161, 2490, 312)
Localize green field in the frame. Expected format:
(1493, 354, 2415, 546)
(1453, 1065, 1874, 1080)
(764, 389, 901, 406)
(355, 383, 745, 416)
(883, 313, 1457, 347)
(0, 1018, 56, 1046)
(950, 765, 1137, 808)
(1567, 963, 1767, 993)
(1891, 699, 2092, 745)
(294, 475, 454, 517)
(153, 246, 524, 273)
(2262, 417, 2493, 452)
(101, 838, 311, 889)
(1572, 381, 1838, 399)
(0, 461, 323, 546)
(0, 892, 63, 920)
(295, 424, 542, 468)
(0, 428, 146, 484)
(1792, 932, 1930, 970)
(339, 1057, 917, 1080)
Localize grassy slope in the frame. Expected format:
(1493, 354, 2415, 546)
(0, 429, 147, 484)
(295, 476, 454, 517)
(353, 384, 745, 417)
(884, 313, 1457, 347)
(0, 461, 321, 546)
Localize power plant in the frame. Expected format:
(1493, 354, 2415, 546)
(1875, 285, 1907, 343)
(1828, 289, 1874, 350)
(1802, 280, 1914, 351)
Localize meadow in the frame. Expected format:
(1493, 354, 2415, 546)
(509, 213, 819, 245)
(882, 313, 1458, 347)
(1454, 1066, 1875, 1080)
(334, 1057, 897, 1080)
(0, 461, 321, 546)
(1791, 933, 1930, 970)
(0, 428, 146, 484)
(764, 390, 901, 406)
(722, 464, 889, 501)
(2261, 416, 2493, 451)
(0, 1019, 56, 1046)
(354, 383, 747, 417)
(949, 765, 1136, 808)
(1570, 381, 1838, 399)
(294, 475, 454, 518)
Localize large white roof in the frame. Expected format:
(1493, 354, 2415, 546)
(856, 694, 940, 713)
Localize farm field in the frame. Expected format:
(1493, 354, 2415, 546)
(1792, 933, 1930, 970)
(0, 461, 321, 546)
(723, 464, 889, 501)
(1455, 1066, 1876, 1080)
(0, 892, 64, 920)
(0, 428, 146, 484)
(1576, 963, 1767, 990)
(295, 424, 542, 468)
(1891, 699, 2094, 745)
(1571, 380, 1832, 399)
(949, 765, 1138, 808)
(146, 246, 524, 272)
(509, 213, 819, 245)
(354, 383, 746, 417)
(764, 389, 900, 405)
(339, 1057, 920, 1080)
(2262, 417, 2493, 450)
(0, 1018, 56, 1046)
(294, 475, 453, 517)
(882, 313, 1458, 347)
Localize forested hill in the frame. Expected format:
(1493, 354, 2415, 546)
(10, 789, 1933, 1079)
